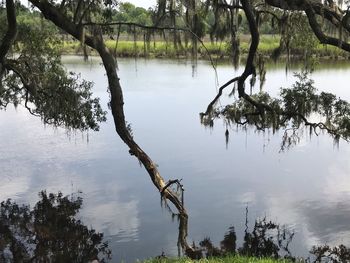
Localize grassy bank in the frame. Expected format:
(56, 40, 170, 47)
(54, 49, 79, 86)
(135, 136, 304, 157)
(59, 35, 350, 60)
(142, 255, 294, 263)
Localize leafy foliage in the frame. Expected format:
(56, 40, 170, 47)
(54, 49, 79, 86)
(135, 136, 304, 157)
(114, 2, 152, 26)
(202, 71, 350, 149)
(0, 6, 106, 131)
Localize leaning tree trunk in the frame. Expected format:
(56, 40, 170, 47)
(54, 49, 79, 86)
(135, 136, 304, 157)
(27, 0, 194, 256)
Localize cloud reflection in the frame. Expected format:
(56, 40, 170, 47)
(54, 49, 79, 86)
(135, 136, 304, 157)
(264, 192, 350, 252)
(82, 199, 140, 241)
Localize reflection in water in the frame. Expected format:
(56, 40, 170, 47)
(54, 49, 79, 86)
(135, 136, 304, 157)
(2, 58, 350, 261)
(1, 193, 350, 262)
(192, 213, 350, 263)
(238, 217, 294, 260)
(297, 199, 350, 245)
(0, 191, 111, 262)
(311, 244, 350, 262)
(191, 210, 295, 260)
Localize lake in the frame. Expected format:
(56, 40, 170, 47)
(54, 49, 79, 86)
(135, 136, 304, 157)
(1, 57, 350, 262)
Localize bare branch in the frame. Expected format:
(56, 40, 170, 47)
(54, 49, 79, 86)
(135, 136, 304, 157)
(202, 77, 240, 116)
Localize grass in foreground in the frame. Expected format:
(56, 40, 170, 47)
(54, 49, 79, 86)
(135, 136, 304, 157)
(142, 255, 293, 263)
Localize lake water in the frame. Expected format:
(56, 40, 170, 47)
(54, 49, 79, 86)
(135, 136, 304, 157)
(1, 57, 350, 262)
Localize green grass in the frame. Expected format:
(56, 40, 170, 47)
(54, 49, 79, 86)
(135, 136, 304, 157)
(58, 35, 350, 60)
(106, 40, 180, 57)
(142, 255, 293, 263)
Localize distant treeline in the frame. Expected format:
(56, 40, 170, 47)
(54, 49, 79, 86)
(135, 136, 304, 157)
(1, 2, 349, 60)
(1, 1, 277, 36)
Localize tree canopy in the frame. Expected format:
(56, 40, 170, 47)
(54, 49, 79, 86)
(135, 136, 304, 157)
(1, 0, 350, 258)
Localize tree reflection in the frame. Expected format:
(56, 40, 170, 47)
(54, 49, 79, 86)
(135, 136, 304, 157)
(190, 215, 295, 260)
(310, 245, 350, 263)
(238, 217, 294, 260)
(190, 214, 350, 263)
(187, 207, 295, 260)
(0, 191, 111, 262)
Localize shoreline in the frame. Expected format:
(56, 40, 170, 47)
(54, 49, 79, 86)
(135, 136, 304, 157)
(58, 38, 350, 61)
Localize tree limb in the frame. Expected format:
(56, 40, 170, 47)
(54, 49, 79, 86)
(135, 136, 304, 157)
(202, 0, 273, 118)
(0, 0, 17, 76)
(202, 77, 240, 116)
(303, 1, 350, 52)
(265, 0, 350, 52)
(3, 59, 37, 96)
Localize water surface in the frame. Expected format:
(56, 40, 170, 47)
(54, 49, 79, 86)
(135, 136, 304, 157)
(1, 57, 350, 262)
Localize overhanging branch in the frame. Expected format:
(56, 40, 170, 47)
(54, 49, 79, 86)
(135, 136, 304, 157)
(304, 1, 350, 52)
(265, 0, 350, 52)
(202, 77, 240, 116)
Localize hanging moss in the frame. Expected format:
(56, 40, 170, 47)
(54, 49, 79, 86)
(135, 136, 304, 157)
(201, 71, 350, 150)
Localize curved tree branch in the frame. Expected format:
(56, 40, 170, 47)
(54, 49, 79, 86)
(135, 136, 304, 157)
(3, 59, 37, 96)
(202, 0, 273, 118)
(266, 0, 350, 52)
(265, 0, 343, 23)
(202, 77, 240, 116)
(204, 0, 350, 127)
(303, 1, 350, 52)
